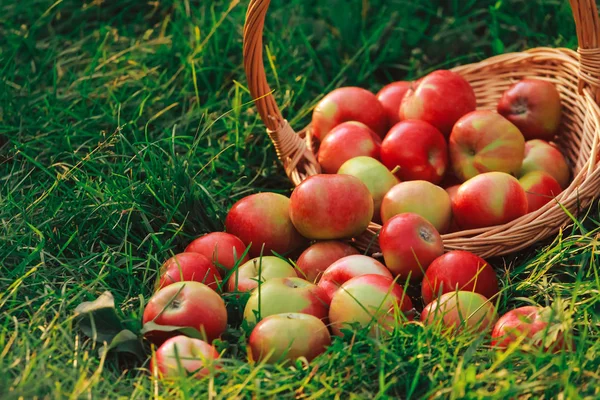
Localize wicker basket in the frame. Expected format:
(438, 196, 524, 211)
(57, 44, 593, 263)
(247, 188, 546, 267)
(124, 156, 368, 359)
(243, 0, 600, 258)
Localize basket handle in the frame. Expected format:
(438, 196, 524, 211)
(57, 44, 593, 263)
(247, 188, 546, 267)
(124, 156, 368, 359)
(243, 0, 600, 157)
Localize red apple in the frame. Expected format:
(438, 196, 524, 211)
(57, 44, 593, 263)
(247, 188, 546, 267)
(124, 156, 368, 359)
(329, 274, 414, 337)
(156, 253, 222, 291)
(243, 277, 329, 324)
(399, 70, 476, 136)
(185, 232, 249, 271)
(296, 241, 359, 283)
(317, 122, 382, 174)
(312, 87, 388, 140)
(376, 81, 411, 126)
(497, 79, 562, 141)
(380, 180, 452, 233)
(290, 174, 374, 239)
(337, 156, 399, 219)
(227, 256, 297, 293)
(151, 335, 220, 378)
(379, 213, 444, 281)
(421, 291, 497, 334)
(143, 281, 227, 345)
(225, 192, 305, 258)
(381, 120, 448, 184)
(449, 110, 525, 182)
(248, 313, 331, 363)
(520, 139, 570, 189)
(445, 185, 462, 233)
(519, 171, 562, 213)
(452, 172, 528, 230)
(421, 250, 499, 305)
(491, 305, 573, 351)
(317, 255, 393, 302)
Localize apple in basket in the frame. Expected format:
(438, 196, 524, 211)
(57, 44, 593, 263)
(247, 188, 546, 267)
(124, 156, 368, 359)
(421, 291, 497, 334)
(519, 171, 563, 213)
(449, 110, 525, 182)
(227, 256, 297, 293)
(400, 70, 476, 137)
(379, 213, 444, 282)
(317, 121, 381, 174)
(243, 277, 329, 324)
(142, 281, 227, 345)
(289, 174, 374, 240)
(249, 313, 331, 363)
(381, 119, 448, 184)
(151, 335, 220, 379)
(452, 172, 528, 230)
(329, 274, 414, 337)
(296, 241, 359, 283)
(497, 78, 562, 141)
(317, 254, 393, 302)
(380, 180, 452, 233)
(376, 81, 411, 126)
(225, 192, 306, 258)
(421, 250, 499, 305)
(311, 87, 388, 140)
(337, 156, 399, 220)
(185, 232, 249, 271)
(519, 139, 570, 189)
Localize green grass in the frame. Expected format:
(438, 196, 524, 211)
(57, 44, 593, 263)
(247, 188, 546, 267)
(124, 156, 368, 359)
(1, 0, 599, 398)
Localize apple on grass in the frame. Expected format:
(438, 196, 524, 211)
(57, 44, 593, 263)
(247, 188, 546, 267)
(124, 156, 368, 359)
(185, 232, 249, 271)
(225, 192, 306, 258)
(227, 256, 297, 293)
(376, 81, 411, 126)
(491, 305, 573, 352)
(249, 313, 331, 364)
(317, 122, 381, 174)
(296, 241, 359, 283)
(421, 291, 497, 334)
(329, 274, 414, 337)
(290, 174, 374, 240)
(156, 253, 222, 291)
(151, 335, 220, 379)
(497, 79, 562, 141)
(143, 281, 227, 345)
(243, 277, 329, 324)
(520, 139, 570, 189)
(449, 110, 525, 182)
(379, 213, 444, 282)
(380, 180, 452, 233)
(519, 171, 562, 213)
(421, 250, 499, 305)
(311, 87, 388, 140)
(317, 254, 393, 302)
(452, 172, 528, 230)
(380, 120, 448, 184)
(400, 70, 476, 137)
(337, 156, 399, 220)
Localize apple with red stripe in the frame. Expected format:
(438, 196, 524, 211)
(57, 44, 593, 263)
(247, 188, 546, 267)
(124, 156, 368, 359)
(243, 277, 329, 324)
(312, 87, 388, 141)
(289, 174, 374, 240)
(225, 192, 305, 258)
(329, 274, 414, 337)
(296, 241, 359, 283)
(449, 110, 525, 182)
(519, 139, 570, 189)
(155, 253, 222, 291)
(421, 291, 497, 334)
(519, 171, 562, 213)
(152, 335, 220, 379)
(452, 172, 528, 230)
(185, 232, 249, 271)
(317, 255, 393, 302)
(249, 313, 331, 364)
(227, 256, 297, 293)
(317, 122, 381, 174)
(376, 81, 411, 126)
(400, 70, 476, 137)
